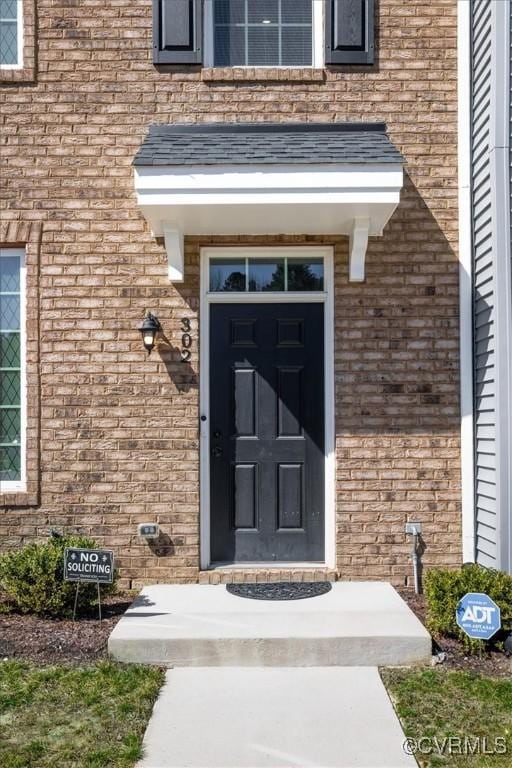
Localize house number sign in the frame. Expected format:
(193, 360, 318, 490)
(181, 317, 193, 362)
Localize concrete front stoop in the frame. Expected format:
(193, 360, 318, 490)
(108, 581, 431, 667)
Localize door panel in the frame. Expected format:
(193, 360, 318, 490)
(234, 368, 256, 436)
(210, 303, 324, 562)
(277, 367, 303, 437)
(233, 464, 257, 529)
(278, 463, 303, 529)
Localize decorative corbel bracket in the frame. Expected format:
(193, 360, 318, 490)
(349, 217, 370, 282)
(163, 226, 184, 282)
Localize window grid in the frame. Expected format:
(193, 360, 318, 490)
(0, 0, 21, 67)
(213, 0, 313, 67)
(0, 249, 23, 484)
(277, 0, 282, 67)
(209, 256, 324, 293)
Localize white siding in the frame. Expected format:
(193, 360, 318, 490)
(470, 0, 512, 573)
(471, 0, 497, 566)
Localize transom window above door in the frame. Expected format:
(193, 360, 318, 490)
(211, 0, 315, 67)
(209, 254, 324, 292)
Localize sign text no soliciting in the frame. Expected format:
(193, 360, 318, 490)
(64, 548, 114, 584)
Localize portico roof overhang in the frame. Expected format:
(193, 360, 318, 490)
(133, 123, 404, 282)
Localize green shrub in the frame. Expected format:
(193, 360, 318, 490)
(0, 535, 116, 618)
(425, 564, 512, 653)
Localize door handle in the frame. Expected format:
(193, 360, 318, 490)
(212, 445, 223, 458)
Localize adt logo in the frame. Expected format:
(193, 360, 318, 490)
(456, 593, 501, 640)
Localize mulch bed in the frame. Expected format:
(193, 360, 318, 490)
(398, 588, 512, 679)
(1, 588, 511, 675)
(0, 595, 132, 665)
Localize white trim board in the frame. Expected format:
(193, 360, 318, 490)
(490, 0, 512, 572)
(134, 163, 403, 283)
(199, 246, 336, 570)
(457, 0, 475, 563)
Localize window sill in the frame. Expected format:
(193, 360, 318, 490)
(0, 64, 35, 84)
(0, 490, 39, 507)
(201, 67, 325, 83)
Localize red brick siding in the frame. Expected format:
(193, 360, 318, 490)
(0, 0, 460, 587)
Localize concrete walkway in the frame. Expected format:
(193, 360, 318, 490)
(137, 666, 417, 768)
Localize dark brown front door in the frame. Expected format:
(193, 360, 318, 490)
(210, 303, 325, 563)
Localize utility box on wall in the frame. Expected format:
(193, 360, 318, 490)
(138, 523, 160, 541)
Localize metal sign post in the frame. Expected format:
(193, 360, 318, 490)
(72, 583, 80, 622)
(97, 581, 102, 622)
(64, 547, 114, 622)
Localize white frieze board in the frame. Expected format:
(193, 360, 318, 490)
(136, 164, 403, 282)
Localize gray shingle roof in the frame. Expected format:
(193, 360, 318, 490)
(133, 123, 403, 167)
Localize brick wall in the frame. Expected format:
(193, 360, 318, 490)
(0, 0, 461, 588)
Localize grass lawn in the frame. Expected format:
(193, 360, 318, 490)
(0, 660, 164, 768)
(382, 668, 512, 767)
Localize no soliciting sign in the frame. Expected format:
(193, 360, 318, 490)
(64, 548, 114, 584)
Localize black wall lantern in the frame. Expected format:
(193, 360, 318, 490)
(138, 311, 162, 355)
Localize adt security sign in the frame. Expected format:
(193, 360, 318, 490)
(64, 548, 114, 584)
(456, 593, 501, 640)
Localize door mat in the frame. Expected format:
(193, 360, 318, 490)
(226, 582, 332, 601)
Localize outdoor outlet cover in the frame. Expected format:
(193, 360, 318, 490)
(405, 521, 422, 535)
(138, 523, 160, 540)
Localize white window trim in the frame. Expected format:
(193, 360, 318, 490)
(0, 247, 27, 494)
(199, 246, 336, 570)
(203, 0, 324, 69)
(0, 0, 23, 70)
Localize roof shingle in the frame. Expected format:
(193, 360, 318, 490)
(133, 123, 404, 167)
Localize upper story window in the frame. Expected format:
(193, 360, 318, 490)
(153, 0, 375, 68)
(0, 248, 26, 491)
(211, 0, 315, 67)
(0, 0, 22, 68)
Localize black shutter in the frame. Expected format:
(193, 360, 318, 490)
(153, 0, 202, 64)
(325, 0, 375, 65)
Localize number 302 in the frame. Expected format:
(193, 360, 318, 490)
(181, 318, 192, 362)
